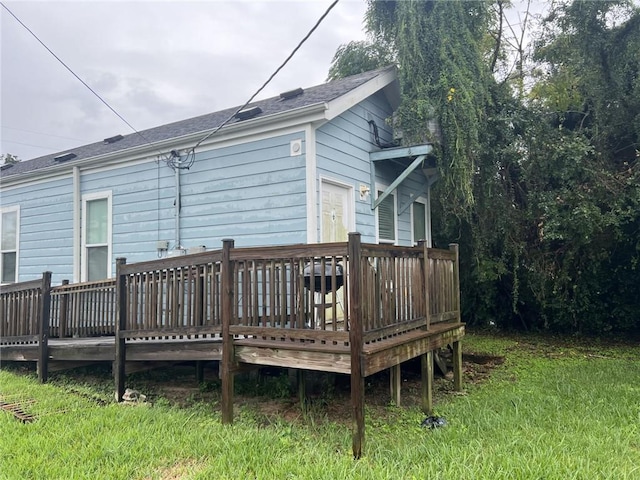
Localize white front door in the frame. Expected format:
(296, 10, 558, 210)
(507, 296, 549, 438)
(320, 180, 353, 243)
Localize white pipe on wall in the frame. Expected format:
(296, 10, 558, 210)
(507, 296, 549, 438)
(73, 166, 80, 282)
(174, 163, 181, 249)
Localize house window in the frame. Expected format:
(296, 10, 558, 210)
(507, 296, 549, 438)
(377, 189, 396, 244)
(412, 201, 427, 244)
(0, 206, 19, 283)
(82, 192, 112, 281)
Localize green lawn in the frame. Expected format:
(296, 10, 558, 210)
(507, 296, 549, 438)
(1, 332, 638, 479)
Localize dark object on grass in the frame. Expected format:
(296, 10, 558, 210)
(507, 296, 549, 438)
(421, 416, 447, 429)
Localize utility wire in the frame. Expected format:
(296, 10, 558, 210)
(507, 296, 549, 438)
(0, 2, 163, 156)
(3, 0, 340, 168)
(1, 139, 62, 151)
(1, 125, 88, 142)
(190, 0, 340, 153)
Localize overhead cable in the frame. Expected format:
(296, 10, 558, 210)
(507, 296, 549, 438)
(2, 0, 340, 169)
(0, 2, 165, 158)
(189, 0, 340, 153)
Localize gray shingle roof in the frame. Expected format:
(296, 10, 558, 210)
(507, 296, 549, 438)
(1, 67, 393, 179)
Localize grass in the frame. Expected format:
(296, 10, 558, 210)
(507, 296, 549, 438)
(1, 331, 639, 479)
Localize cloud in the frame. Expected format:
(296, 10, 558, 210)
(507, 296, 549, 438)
(1, 0, 367, 161)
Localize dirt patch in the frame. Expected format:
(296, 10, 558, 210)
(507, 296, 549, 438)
(123, 350, 506, 425)
(6, 350, 505, 425)
(147, 459, 205, 480)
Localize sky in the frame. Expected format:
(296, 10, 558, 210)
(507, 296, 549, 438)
(0, 0, 368, 162)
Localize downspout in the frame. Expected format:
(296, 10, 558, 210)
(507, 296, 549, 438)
(174, 164, 181, 250)
(73, 166, 80, 282)
(305, 124, 317, 243)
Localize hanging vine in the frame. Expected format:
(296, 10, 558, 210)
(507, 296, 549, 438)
(366, 0, 495, 215)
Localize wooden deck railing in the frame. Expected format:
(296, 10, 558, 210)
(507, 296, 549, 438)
(223, 240, 352, 345)
(117, 251, 224, 340)
(0, 272, 52, 381)
(50, 279, 116, 338)
(1, 237, 460, 348)
(112, 236, 460, 345)
(427, 246, 460, 324)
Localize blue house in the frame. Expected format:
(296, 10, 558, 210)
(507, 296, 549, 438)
(0, 66, 436, 285)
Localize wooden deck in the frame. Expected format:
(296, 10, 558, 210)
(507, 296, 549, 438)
(0, 234, 464, 458)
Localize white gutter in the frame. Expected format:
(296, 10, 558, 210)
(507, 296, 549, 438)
(305, 124, 318, 243)
(174, 165, 181, 249)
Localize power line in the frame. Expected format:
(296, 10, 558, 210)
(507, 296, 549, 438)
(1, 125, 88, 143)
(0, 2, 163, 156)
(1, 139, 61, 151)
(3, 0, 341, 170)
(189, 0, 340, 155)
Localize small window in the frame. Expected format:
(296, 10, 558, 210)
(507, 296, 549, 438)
(413, 201, 426, 244)
(377, 189, 396, 243)
(0, 206, 19, 283)
(82, 193, 112, 281)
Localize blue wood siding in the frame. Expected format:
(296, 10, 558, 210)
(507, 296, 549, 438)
(5, 131, 307, 282)
(79, 130, 307, 273)
(317, 94, 390, 243)
(1, 177, 73, 284)
(317, 92, 427, 246)
(179, 131, 307, 247)
(81, 160, 174, 267)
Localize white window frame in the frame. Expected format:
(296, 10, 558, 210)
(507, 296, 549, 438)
(375, 184, 398, 245)
(0, 205, 20, 284)
(410, 196, 431, 247)
(81, 191, 112, 281)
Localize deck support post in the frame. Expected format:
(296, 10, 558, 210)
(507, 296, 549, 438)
(37, 271, 52, 383)
(449, 244, 463, 392)
(348, 232, 365, 459)
(58, 279, 70, 338)
(453, 340, 463, 391)
(297, 369, 306, 409)
(421, 351, 434, 414)
(195, 361, 205, 383)
(419, 240, 431, 330)
(390, 364, 401, 406)
(221, 239, 235, 424)
(114, 258, 127, 402)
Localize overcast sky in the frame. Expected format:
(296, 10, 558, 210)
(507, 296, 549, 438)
(0, 0, 368, 161)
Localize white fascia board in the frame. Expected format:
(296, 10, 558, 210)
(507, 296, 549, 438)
(1, 103, 327, 189)
(194, 105, 326, 152)
(305, 124, 318, 244)
(0, 171, 72, 192)
(324, 68, 398, 121)
(82, 124, 311, 177)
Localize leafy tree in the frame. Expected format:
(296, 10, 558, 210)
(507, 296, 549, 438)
(522, 0, 640, 332)
(327, 40, 394, 81)
(366, 0, 495, 212)
(1, 153, 20, 165)
(334, 0, 640, 334)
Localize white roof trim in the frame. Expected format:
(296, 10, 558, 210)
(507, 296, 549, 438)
(324, 67, 398, 121)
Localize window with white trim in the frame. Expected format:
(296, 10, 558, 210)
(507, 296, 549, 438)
(82, 192, 112, 281)
(412, 200, 427, 244)
(376, 188, 396, 244)
(0, 206, 19, 283)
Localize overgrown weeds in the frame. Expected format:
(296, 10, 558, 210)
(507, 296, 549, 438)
(1, 331, 638, 479)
